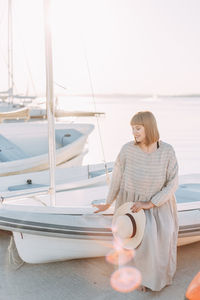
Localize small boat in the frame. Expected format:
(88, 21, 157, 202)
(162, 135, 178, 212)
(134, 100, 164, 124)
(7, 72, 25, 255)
(0, 174, 199, 264)
(0, 97, 46, 121)
(0, 107, 30, 122)
(0, 121, 94, 176)
(0, 162, 114, 197)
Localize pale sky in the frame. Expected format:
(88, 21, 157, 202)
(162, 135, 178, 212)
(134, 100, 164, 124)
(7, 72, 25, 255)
(0, 0, 200, 96)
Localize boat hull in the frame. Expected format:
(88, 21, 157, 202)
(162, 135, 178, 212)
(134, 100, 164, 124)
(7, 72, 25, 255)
(0, 122, 94, 176)
(6, 206, 200, 264)
(12, 230, 200, 264)
(13, 232, 112, 263)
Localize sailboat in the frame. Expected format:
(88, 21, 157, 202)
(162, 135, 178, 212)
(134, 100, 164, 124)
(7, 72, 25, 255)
(0, 161, 114, 196)
(0, 1, 104, 121)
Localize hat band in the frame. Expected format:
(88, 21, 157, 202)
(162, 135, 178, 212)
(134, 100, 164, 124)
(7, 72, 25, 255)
(125, 213, 137, 238)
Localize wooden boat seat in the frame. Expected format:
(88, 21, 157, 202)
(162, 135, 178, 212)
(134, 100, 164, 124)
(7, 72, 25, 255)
(55, 129, 83, 146)
(0, 134, 29, 162)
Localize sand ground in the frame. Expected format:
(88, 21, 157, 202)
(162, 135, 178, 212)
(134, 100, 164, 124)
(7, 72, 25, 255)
(0, 230, 199, 300)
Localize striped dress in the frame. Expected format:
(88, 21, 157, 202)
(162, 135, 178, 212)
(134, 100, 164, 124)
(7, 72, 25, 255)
(106, 140, 179, 291)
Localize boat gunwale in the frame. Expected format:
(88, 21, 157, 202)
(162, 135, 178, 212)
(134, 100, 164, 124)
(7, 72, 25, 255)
(0, 214, 199, 240)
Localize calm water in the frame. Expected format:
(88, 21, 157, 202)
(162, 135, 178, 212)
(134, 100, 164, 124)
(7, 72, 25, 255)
(58, 96, 200, 175)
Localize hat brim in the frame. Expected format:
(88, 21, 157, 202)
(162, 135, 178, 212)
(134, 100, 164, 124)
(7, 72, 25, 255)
(112, 202, 146, 249)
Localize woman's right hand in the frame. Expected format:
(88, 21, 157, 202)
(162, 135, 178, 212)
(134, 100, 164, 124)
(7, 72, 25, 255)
(92, 203, 111, 213)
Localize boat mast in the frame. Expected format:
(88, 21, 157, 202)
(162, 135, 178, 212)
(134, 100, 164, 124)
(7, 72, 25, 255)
(43, 0, 56, 206)
(8, 0, 14, 104)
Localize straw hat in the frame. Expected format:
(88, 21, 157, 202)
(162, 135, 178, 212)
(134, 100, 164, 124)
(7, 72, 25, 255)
(112, 202, 146, 249)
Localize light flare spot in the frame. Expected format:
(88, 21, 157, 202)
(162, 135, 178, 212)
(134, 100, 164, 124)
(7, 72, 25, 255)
(106, 248, 135, 265)
(110, 267, 142, 293)
(112, 237, 124, 251)
(185, 271, 200, 300)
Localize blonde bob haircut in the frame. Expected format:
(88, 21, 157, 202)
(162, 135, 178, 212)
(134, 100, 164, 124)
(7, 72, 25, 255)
(130, 111, 160, 146)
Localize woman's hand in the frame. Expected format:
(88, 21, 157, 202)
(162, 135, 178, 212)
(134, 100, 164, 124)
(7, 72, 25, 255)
(93, 203, 111, 213)
(131, 201, 154, 213)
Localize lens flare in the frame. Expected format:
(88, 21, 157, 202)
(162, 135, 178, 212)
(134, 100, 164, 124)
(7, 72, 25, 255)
(185, 272, 200, 300)
(110, 267, 142, 293)
(112, 237, 123, 250)
(106, 248, 135, 265)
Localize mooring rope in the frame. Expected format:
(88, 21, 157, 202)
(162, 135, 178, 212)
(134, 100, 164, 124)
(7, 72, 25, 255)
(8, 235, 24, 269)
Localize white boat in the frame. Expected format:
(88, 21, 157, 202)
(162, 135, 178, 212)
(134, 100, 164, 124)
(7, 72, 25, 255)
(0, 162, 114, 197)
(0, 101, 44, 121)
(0, 106, 30, 122)
(0, 121, 94, 176)
(0, 175, 199, 264)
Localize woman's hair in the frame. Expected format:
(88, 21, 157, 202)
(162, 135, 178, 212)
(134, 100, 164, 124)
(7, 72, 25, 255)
(130, 111, 160, 145)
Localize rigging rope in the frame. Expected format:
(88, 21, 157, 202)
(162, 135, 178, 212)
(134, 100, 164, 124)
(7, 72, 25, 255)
(0, 0, 6, 28)
(0, 43, 18, 96)
(0, 1, 18, 98)
(54, 81, 68, 90)
(83, 47, 110, 184)
(10, 4, 37, 98)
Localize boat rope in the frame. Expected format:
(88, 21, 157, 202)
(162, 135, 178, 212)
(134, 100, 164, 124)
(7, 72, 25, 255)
(31, 196, 47, 206)
(83, 47, 110, 184)
(0, 196, 4, 204)
(8, 235, 24, 269)
(0, 194, 48, 207)
(0, 45, 19, 99)
(11, 6, 38, 99)
(20, 44, 38, 99)
(0, 15, 19, 98)
(54, 81, 67, 90)
(0, 0, 6, 28)
(8, 0, 14, 105)
(0, 44, 18, 94)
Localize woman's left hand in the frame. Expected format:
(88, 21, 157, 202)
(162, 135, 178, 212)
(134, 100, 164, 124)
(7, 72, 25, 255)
(131, 201, 154, 213)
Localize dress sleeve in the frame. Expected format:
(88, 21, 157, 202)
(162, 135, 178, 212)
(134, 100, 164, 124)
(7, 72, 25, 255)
(106, 147, 126, 205)
(150, 147, 178, 207)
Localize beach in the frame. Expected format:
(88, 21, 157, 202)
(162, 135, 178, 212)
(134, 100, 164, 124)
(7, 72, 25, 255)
(0, 230, 199, 300)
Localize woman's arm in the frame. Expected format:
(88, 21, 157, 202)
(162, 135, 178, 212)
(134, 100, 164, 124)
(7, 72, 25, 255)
(150, 147, 178, 207)
(106, 152, 124, 205)
(131, 200, 155, 213)
(93, 146, 125, 213)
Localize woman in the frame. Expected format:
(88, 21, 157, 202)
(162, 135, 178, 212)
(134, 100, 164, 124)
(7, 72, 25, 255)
(93, 111, 179, 292)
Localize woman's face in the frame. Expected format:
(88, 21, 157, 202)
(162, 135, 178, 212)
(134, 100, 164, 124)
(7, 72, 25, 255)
(132, 124, 146, 143)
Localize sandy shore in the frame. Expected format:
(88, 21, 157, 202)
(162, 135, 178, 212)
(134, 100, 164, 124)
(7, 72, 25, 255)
(0, 230, 199, 300)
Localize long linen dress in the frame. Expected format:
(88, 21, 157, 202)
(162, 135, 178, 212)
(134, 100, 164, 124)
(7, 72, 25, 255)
(106, 140, 179, 291)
